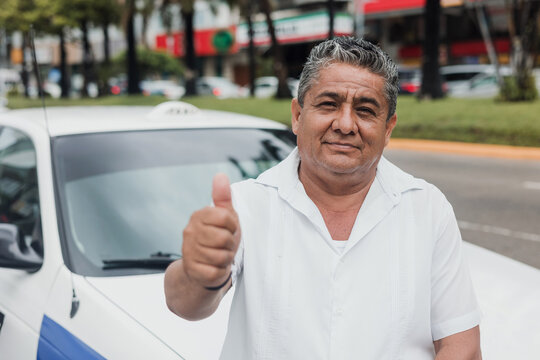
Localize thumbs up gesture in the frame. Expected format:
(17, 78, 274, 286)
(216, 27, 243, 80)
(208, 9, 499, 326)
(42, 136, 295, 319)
(181, 173, 241, 290)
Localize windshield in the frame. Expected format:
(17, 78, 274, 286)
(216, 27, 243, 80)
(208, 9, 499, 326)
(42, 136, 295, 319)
(53, 128, 296, 276)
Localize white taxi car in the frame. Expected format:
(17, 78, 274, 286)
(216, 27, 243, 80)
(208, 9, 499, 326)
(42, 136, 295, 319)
(0, 102, 295, 359)
(0, 101, 538, 359)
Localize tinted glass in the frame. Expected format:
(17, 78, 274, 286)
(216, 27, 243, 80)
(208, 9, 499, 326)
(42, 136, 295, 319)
(0, 127, 42, 254)
(53, 128, 296, 276)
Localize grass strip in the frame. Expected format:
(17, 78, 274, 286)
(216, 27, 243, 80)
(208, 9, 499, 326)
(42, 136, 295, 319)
(6, 95, 540, 147)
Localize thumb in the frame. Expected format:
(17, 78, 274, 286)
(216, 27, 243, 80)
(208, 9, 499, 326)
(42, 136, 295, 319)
(212, 173, 233, 210)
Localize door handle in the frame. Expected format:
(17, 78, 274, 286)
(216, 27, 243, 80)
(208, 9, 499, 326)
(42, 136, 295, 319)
(0, 311, 4, 334)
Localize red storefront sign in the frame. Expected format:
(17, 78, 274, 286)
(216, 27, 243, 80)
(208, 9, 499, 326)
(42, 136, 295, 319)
(155, 26, 239, 57)
(364, 0, 425, 14)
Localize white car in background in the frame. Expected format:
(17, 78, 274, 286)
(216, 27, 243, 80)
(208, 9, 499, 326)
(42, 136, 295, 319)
(0, 102, 538, 359)
(254, 76, 299, 98)
(140, 80, 186, 100)
(440, 64, 494, 95)
(196, 77, 248, 98)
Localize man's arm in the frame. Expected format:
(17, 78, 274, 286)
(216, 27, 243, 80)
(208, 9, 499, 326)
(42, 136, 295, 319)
(433, 326, 482, 360)
(164, 174, 240, 321)
(164, 258, 231, 320)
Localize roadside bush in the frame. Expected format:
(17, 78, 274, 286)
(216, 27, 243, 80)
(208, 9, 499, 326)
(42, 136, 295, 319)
(498, 74, 538, 101)
(108, 48, 184, 80)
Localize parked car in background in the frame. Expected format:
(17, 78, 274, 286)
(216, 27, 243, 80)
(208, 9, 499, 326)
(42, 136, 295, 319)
(440, 64, 494, 95)
(0, 102, 538, 359)
(398, 67, 421, 94)
(449, 67, 510, 98)
(253, 76, 299, 98)
(141, 80, 186, 100)
(398, 67, 447, 95)
(196, 76, 247, 98)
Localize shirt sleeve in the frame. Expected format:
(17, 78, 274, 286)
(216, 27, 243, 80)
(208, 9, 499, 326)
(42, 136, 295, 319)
(230, 185, 244, 286)
(430, 194, 482, 341)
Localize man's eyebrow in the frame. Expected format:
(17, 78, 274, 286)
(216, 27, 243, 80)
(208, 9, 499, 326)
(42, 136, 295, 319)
(314, 92, 381, 109)
(314, 91, 345, 102)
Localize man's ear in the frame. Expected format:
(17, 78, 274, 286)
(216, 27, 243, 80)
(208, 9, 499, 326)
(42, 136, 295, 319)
(384, 113, 397, 147)
(291, 98, 302, 135)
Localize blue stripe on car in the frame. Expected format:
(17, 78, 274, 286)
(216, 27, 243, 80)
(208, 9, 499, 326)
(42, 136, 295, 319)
(37, 315, 106, 360)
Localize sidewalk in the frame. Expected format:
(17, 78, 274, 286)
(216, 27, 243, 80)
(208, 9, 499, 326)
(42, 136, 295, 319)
(388, 138, 540, 161)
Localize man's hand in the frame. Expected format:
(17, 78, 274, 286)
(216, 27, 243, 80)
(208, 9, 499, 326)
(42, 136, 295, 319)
(182, 173, 241, 289)
(164, 173, 241, 320)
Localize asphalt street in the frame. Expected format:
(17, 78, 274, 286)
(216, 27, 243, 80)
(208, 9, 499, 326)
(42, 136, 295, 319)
(383, 148, 540, 269)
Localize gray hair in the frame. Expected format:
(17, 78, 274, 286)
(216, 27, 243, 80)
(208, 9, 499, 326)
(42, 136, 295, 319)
(297, 37, 399, 120)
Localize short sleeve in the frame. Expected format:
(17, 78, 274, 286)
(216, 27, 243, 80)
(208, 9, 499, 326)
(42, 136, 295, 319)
(430, 197, 482, 340)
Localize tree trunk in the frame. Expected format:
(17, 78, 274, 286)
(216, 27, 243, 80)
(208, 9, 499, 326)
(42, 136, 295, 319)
(261, 0, 290, 98)
(247, 0, 256, 96)
(21, 33, 29, 98)
(59, 29, 70, 98)
(419, 0, 443, 99)
(103, 23, 110, 65)
(81, 19, 92, 97)
(126, 0, 140, 95)
(327, 0, 335, 39)
(182, 8, 197, 96)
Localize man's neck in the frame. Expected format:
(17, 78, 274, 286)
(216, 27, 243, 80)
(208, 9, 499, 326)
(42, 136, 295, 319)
(298, 162, 377, 212)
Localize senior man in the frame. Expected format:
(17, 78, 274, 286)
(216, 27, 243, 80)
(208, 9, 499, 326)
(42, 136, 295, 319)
(165, 37, 482, 359)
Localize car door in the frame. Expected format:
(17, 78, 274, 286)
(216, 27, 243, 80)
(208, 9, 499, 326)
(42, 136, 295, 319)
(0, 126, 60, 359)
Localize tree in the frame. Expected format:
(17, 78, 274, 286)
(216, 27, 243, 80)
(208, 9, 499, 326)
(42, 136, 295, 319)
(161, 0, 198, 96)
(260, 0, 291, 98)
(419, 0, 443, 99)
(0, 0, 51, 97)
(327, 0, 335, 39)
(44, 0, 78, 98)
(502, 0, 540, 101)
(125, 0, 140, 94)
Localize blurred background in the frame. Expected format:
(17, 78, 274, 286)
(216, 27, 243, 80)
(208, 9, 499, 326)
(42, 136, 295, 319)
(0, 0, 539, 103)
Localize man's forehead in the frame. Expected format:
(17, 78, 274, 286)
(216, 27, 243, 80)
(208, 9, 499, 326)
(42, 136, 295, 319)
(309, 64, 386, 98)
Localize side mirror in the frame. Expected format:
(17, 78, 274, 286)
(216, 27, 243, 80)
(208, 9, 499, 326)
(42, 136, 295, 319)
(0, 223, 43, 272)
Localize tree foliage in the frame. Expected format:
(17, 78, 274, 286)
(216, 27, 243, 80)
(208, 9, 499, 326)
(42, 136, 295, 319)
(111, 48, 185, 80)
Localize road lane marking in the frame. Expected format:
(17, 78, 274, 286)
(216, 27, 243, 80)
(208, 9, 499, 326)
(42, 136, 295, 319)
(458, 220, 540, 243)
(523, 181, 540, 190)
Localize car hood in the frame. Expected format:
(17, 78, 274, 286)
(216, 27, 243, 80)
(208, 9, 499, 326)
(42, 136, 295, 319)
(85, 273, 232, 360)
(465, 242, 540, 359)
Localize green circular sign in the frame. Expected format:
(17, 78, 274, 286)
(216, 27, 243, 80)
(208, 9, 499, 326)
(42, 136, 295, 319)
(212, 30, 234, 53)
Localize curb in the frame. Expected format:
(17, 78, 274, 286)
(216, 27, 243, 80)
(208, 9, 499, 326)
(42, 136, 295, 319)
(387, 138, 540, 161)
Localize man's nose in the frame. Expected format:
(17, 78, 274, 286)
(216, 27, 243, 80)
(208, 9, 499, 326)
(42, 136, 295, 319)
(331, 106, 358, 135)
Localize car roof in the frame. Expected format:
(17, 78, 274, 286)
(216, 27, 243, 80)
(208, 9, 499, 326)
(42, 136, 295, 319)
(0, 101, 288, 137)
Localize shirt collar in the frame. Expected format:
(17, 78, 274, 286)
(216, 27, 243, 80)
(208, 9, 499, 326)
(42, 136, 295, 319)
(255, 147, 423, 204)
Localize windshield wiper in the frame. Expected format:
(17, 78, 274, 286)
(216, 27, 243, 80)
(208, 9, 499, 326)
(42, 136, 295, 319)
(102, 252, 181, 270)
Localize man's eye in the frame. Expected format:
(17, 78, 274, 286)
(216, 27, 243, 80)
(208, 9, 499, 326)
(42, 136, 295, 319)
(318, 101, 337, 108)
(357, 107, 376, 116)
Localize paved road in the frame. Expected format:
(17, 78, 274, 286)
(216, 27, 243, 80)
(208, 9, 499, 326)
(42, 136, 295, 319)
(384, 148, 540, 269)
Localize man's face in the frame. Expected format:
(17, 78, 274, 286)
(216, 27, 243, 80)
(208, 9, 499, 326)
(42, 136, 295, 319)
(291, 63, 397, 180)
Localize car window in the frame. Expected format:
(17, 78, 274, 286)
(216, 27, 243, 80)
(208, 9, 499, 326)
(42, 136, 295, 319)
(53, 128, 296, 276)
(0, 127, 42, 254)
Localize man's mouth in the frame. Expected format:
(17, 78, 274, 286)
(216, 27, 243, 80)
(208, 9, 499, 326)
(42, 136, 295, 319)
(324, 141, 360, 150)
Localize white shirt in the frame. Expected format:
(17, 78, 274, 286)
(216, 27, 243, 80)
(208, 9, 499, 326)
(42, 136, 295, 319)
(222, 148, 481, 360)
